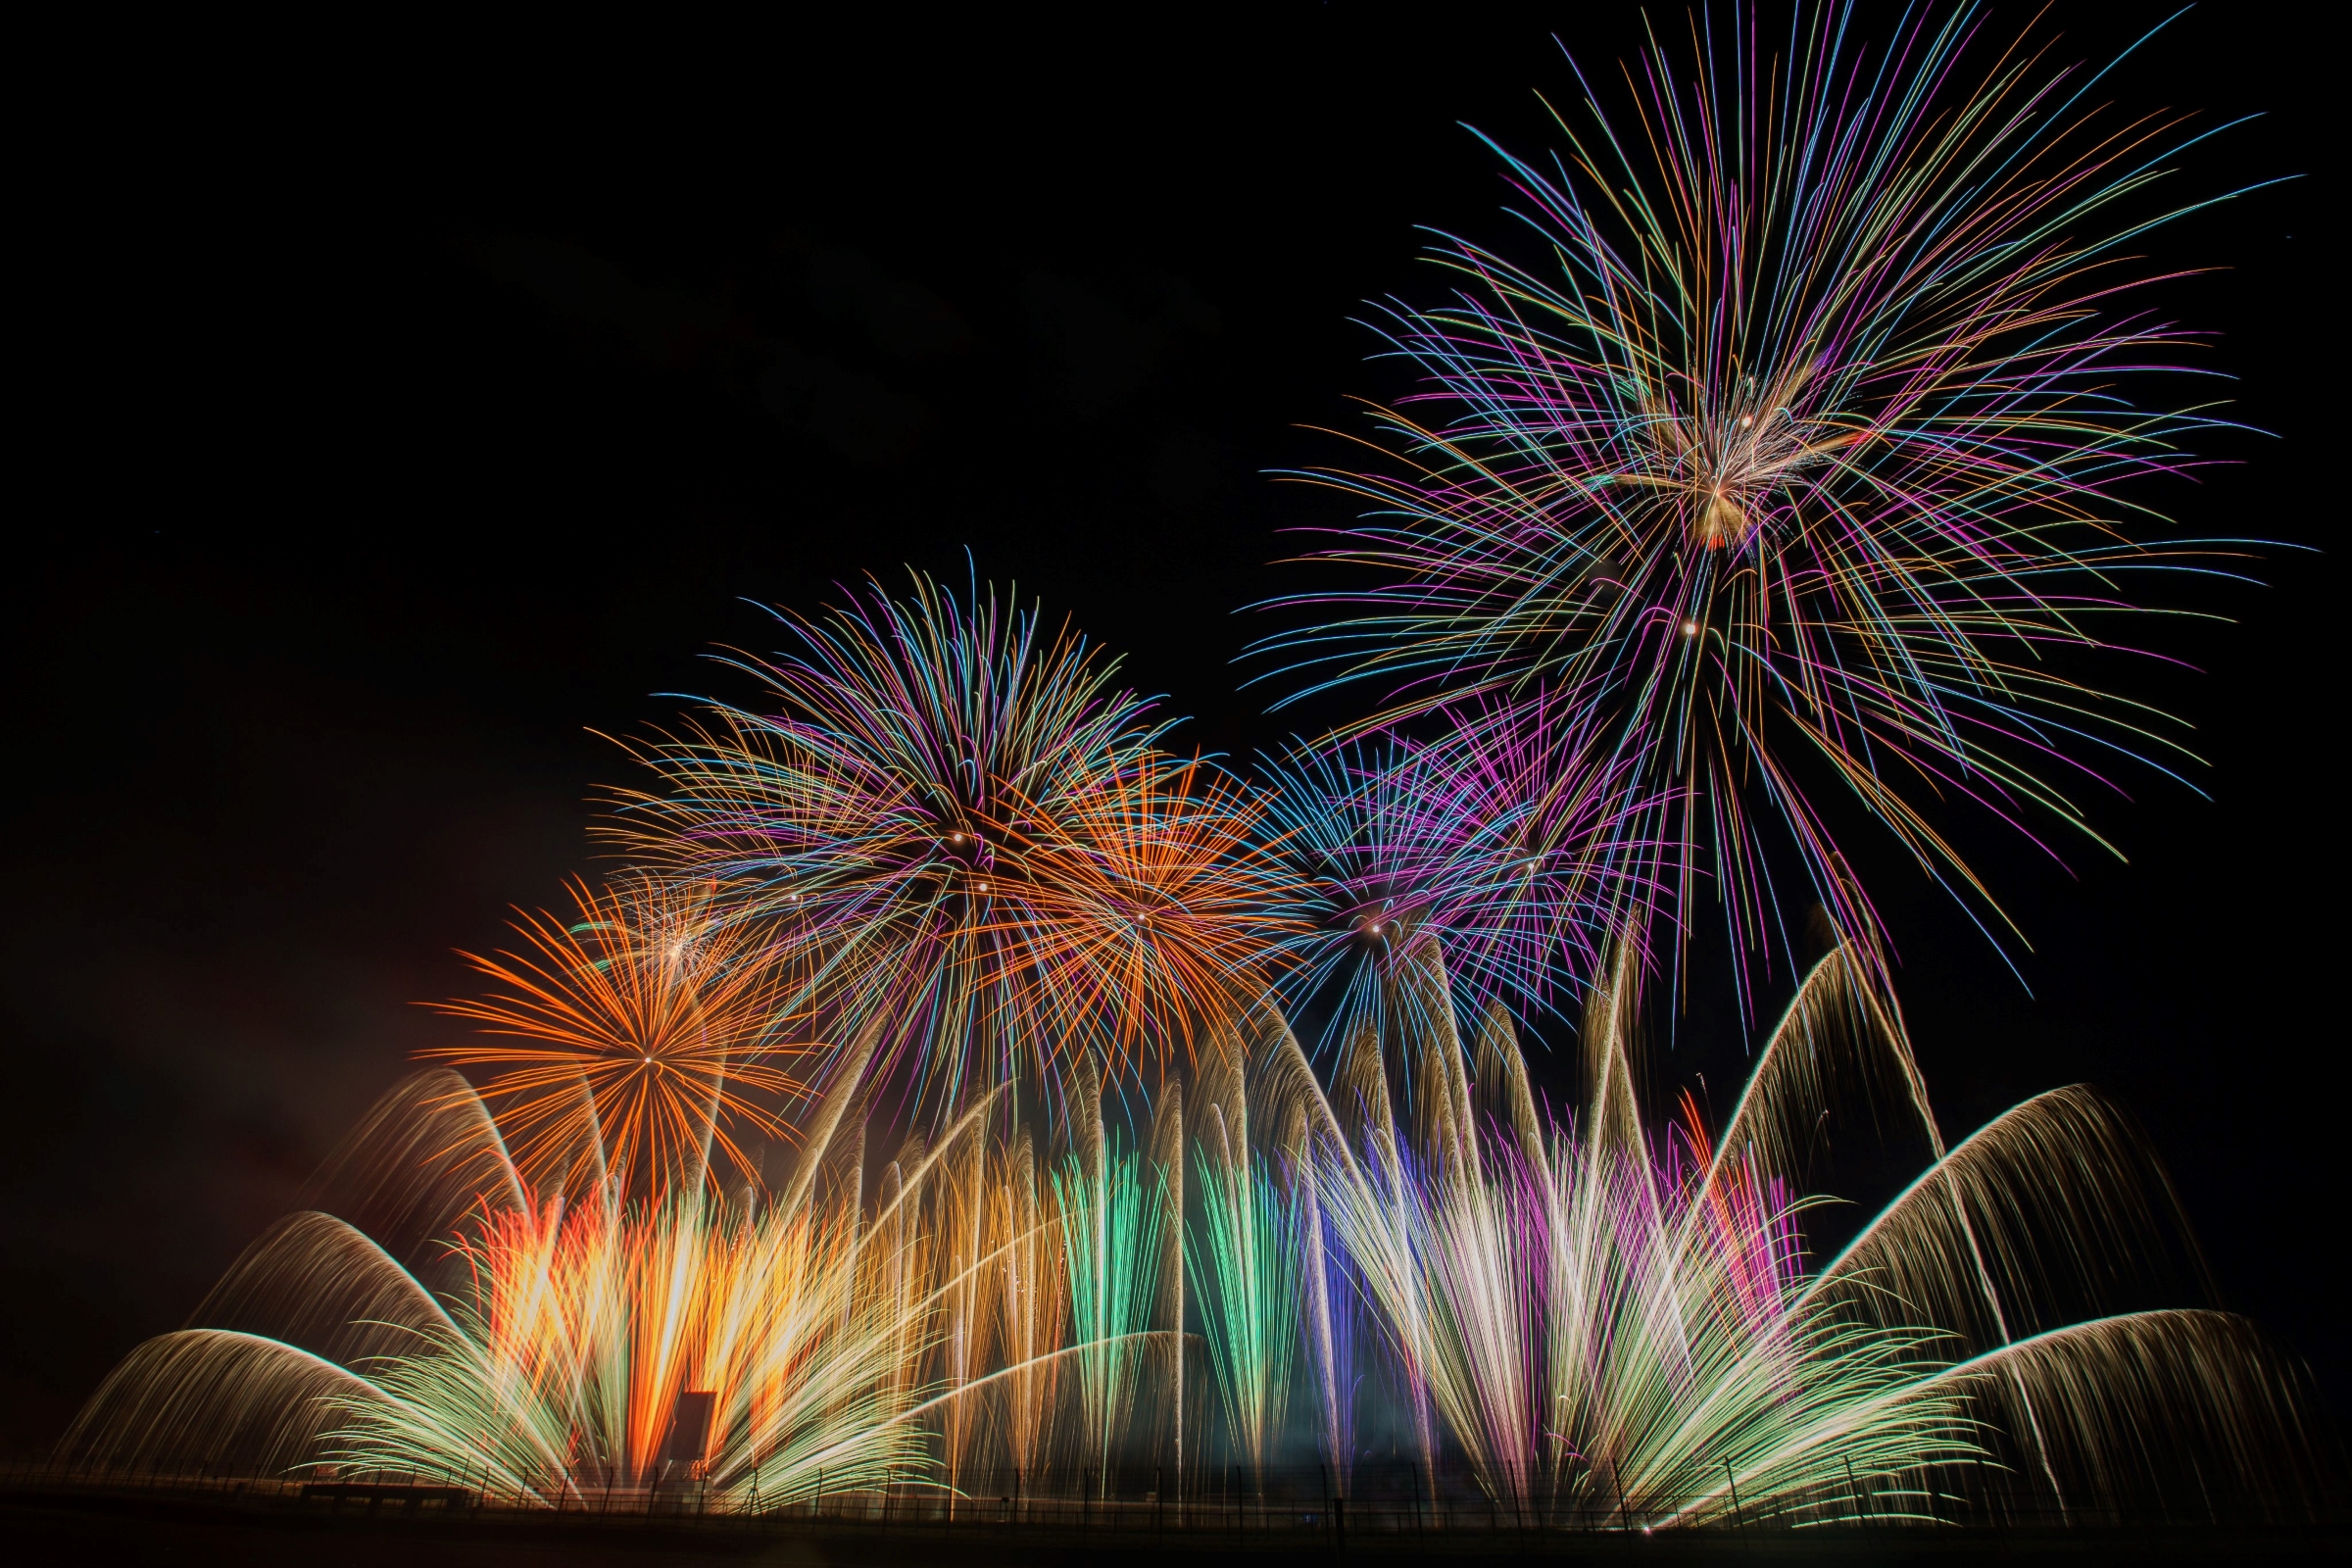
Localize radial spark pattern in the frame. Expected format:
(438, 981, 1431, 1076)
(1258, 3, 2259, 997)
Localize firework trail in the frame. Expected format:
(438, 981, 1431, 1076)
(63, 943, 2332, 1521)
(1255, 2, 2265, 1002)
(1273, 938, 2329, 1523)
(1187, 1026, 1298, 1495)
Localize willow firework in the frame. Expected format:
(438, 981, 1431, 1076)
(63, 939, 2331, 1522)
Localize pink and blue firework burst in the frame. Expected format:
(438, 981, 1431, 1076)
(1260, 694, 1658, 1054)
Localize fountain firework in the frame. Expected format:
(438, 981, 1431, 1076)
(63, 934, 2328, 1522)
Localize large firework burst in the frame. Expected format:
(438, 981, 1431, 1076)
(611, 574, 1299, 1111)
(1258, 3, 2256, 998)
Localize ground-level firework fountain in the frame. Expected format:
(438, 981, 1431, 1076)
(59, 940, 2331, 1528)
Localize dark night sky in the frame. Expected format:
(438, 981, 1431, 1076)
(6, 4, 2332, 1449)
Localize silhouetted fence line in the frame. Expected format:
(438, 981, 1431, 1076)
(4, 1454, 2341, 1540)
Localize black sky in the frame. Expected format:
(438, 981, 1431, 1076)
(6, 3, 2332, 1448)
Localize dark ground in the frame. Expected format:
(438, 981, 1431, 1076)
(6, 0, 2337, 1460)
(3, 1494, 2344, 1568)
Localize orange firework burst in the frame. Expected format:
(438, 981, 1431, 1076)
(423, 876, 809, 1193)
(1002, 753, 1303, 1080)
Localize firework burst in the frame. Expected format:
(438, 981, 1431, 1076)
(1260, 695, 1654, 1056)
(1257, 3, 2261, 997)
(1006, 752, 1303, 1081)
(423, 875, 807, 1195)
(611, 574, 1298, 1111)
